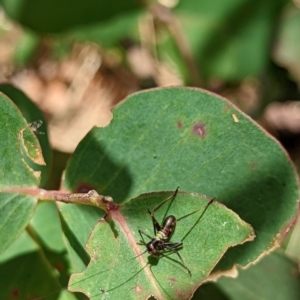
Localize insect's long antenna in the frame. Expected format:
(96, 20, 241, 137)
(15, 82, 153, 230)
(179, 198, 215, 243)
(177, 198, 214, 222)
(151, 186, 180, 217)
(31, 267, 113, 300)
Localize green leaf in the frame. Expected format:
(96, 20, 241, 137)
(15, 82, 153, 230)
(192, 281, 229, 300)
(28, 202, 83, 299)
(30, 202, 65, 252)
(0, 92, 41, 186)
(67, 10, 141, 48)
(0, 193, 36, 254)
(63, 87, 298, 271)
(69, 191, 254, 300)
(0, 84, 52, 187)
(0, 231, 77, 300)
(0, 92, 43, 253)
(216, 251, 300, 300)
(1, 0, 141, 33)
(160, 0, 287, 81)
(58, 203, 105, 273)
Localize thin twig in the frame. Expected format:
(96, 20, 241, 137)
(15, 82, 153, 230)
(1, 187, 116, 211)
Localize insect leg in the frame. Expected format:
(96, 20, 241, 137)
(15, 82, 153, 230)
(138, 229, 152, 245)
(150, 187, 179, 215)
(174, 250, 191, 276)
(177, 198, 214, 222)
(148, 187, 180, 235)
(147, 209, 161, 235)
(163, 242, 182, 248)
(163, 243, 191, 276)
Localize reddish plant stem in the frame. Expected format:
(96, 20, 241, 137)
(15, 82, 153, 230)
(1, 187, 117, 211)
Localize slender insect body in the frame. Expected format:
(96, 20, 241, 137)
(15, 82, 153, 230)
(158, 215, 176, 239)
(146, 215, 177, 255)
(138, 188, 214, 276)
(161, 215, 176, 238)
(155, 230, 167, 241)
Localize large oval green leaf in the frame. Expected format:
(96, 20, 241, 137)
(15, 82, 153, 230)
(63, 87, 298, 272)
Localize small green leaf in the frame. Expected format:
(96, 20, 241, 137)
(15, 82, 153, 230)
(0, 92, 42, 253)
(0, 92, 40, 187)
(0, 84, 52, 186)
(69, 191, 254, 300)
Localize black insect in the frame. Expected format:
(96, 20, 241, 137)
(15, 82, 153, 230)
(138, 187, 214, 275)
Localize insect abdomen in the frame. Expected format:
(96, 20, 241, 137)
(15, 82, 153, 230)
(155, 231, 166, 240)
(161, 215, 177, 238)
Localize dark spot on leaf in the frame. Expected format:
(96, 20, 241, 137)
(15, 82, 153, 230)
(12, 288, 19, 298)
(135, 285, 143, 293)
(54, 262, 64, 272)
(76, 183, 95, 193)
(168, 277, 177, 283)
(177, 121, 183, 128)
(250, 163, 256, 169)
(192, 123, 206, 138)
